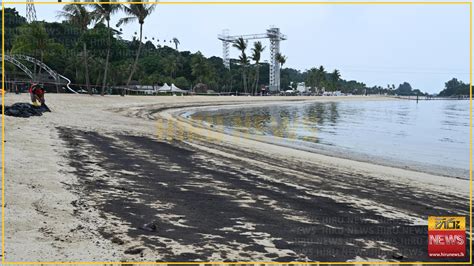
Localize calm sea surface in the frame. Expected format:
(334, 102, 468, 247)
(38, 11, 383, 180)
(189, 99, 471, 178)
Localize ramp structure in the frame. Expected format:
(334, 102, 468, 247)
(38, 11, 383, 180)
(218, 27, 287, 92)
(2, 54, 77, 94)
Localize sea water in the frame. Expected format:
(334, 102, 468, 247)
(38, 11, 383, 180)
(189, 99, 471, 178)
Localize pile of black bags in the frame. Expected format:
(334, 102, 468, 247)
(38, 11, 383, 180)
(2, 102, 51, 118)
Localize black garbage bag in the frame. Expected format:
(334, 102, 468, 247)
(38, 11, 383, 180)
(2, 102, 51, 118)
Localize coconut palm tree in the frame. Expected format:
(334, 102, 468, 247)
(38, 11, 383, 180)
(275, 52, 287, 91)
(318, 65, 325, 73)
(172, 37, 180, 50)
(91, 0, 122, 96)
(58, 4, 94, 94)
(117, 1, 157, 93)
(232, 37, 249, 93)
(316, 65, 326, 92)
(330, 69, 341, 91)
(251, 41, 265, 95)
(276, 52, 287, 68)
(89, 1, 122, 96)
(239, 53, 250, 94)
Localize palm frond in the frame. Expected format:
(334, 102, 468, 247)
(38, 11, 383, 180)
(57, 4, 93, 31)
(116, 16, 137, 27)
(232, 37, 247, 51)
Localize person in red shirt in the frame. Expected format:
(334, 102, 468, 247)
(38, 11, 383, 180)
(29, 83, 45, 106)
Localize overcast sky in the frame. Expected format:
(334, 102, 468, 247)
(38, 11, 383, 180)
(5, 2, 471, 93)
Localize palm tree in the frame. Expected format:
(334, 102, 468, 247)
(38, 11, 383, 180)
(251, 41, 265, 95)
(276, 52, 287, 68)
(172, 37, 180, 50)
(58, 4, 94, 94)
(330, 69, 341, 91)
(89, 1, 122, 96)
(318, 65, 325, 73)
(238, 53, 250, 84)
(117, 1, 157, 94)
(276, 52, 287, 91)
(232, 37, 249, 93)
(317, 65, 326, 92)
(305, 68, 318, 92)
(307, 67, 325, 93)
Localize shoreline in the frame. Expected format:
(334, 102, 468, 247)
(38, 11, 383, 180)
(3, 94, 470, 262)
(173, 101, 469, 180)
(159, 102, 469, 196)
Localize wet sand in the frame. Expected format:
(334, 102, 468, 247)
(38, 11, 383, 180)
(2, 94, 470, 262)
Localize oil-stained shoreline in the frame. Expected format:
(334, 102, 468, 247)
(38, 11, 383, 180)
(57, 124, 469, 261)
(4, 94, 470, 263)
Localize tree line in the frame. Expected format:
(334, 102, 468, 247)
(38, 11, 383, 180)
(1, 4, 469, 97)
(438, 78, 470, 97)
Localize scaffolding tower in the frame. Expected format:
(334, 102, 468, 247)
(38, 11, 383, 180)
(26, 0, 37, 23)
(218, 27, 287, 92)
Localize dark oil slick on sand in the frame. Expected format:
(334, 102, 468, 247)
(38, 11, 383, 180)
(57, 127, 469, 262)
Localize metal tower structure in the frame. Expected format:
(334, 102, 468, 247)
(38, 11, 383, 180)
(26, 0, 37, 23)
(221, 29, 231, 69)
(267, 27, 284, 92)
(218, 27, 287, 92)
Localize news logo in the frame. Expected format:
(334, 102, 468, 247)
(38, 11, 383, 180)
(428, 216, 466, 258)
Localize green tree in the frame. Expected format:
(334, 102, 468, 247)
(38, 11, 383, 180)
(233, 37, 249, 93)
(58, 4, 94, 94)
(317, 66, 326, 92)
(395, 82, 413, 96)
(191, 51, 210, 83)
(251, 41, 265, 95)
(276, 53, 287, 91)
(1, 8, 27, 51)
(163, 55, 178, 78)
(439, 78, 470, 97)
(276, 52, 287, 68)
(12, 22, 64, 75)
(117, 1, 157, 93)
(174, 76, 189, 89)
(329, 69, 341, 91)
(306, 66, 327, 93)
(89, 1, 122, 95)
(305, 68, 318, 92)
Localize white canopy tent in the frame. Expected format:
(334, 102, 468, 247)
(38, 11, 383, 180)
(157, 83, 171, 92)
(158, 83, 188, 93)
(171, 83, 187, 93)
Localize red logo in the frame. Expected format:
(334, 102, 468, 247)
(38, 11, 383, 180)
(428, 216, 465, 258)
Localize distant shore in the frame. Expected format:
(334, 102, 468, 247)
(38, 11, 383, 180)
(3, 94, 469, 262)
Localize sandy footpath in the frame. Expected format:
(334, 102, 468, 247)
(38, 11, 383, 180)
(0, 93, 470, 263)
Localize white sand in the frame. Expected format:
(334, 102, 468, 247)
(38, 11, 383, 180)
(1, 93, 469, 262)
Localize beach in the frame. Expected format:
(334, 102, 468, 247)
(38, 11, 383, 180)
(2, 94, 470, 262)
